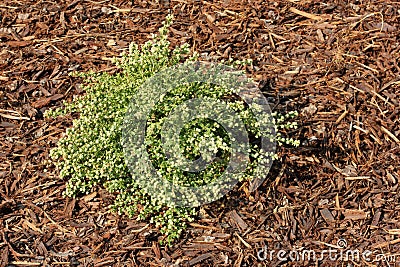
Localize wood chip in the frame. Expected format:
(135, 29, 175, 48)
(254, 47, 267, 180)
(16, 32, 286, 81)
(320, 208, 335, 223)
(188, 253, 212, 266)
(289, 7, 323, 20)
(229, 210, 248, 231)
(343, 209, 367, 220)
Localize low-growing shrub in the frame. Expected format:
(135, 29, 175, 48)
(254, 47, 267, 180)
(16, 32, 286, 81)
(46, 15, 299, 244)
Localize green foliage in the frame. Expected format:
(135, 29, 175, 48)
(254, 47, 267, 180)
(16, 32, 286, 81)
(46, 15, 299, 245)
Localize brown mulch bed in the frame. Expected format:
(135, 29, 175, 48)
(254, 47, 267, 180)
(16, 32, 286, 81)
(1, 0, 399, 266)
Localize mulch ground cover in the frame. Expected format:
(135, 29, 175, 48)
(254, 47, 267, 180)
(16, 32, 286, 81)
(1, 0, 399, 266)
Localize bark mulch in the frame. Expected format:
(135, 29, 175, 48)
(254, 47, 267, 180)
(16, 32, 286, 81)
(1, 0, 399, 266)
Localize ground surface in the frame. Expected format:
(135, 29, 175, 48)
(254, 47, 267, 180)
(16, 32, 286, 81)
(1, 0, 400, 266)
